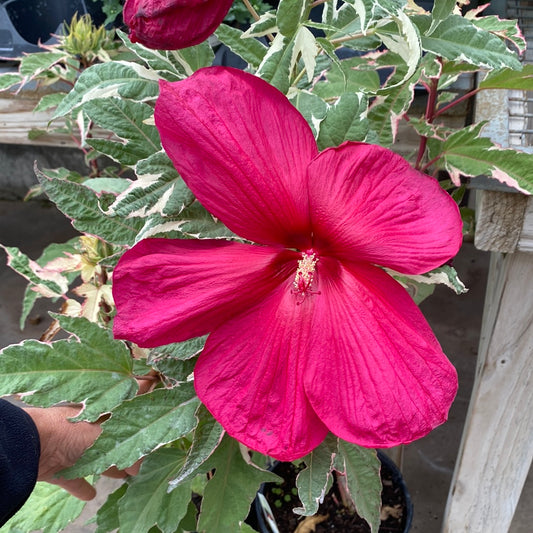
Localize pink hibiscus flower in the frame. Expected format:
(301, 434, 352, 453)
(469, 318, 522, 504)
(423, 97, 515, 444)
(123, 0, 233, 50)
(112, 67, 463, 461)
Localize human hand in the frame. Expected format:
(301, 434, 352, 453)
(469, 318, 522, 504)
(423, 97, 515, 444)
(24, 375, 156, 500)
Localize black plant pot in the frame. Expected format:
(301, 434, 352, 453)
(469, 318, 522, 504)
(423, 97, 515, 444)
(250, 451, 413, 533)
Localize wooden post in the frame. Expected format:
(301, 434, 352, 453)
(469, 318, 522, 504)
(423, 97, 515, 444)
(442, 195, 533, 532)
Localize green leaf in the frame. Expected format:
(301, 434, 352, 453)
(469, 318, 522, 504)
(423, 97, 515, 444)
(173, 41, 215, 74)
(431, 123, 533, 194)
(20, 284, 41, 330)
(0, 315, 137, 421)
(36, 167, 144, 245)
(150, 336, 207, 362)
(215, 24, 268, 69)
(95, 483, 128, 533)
(33, 92, 67, 112)
(61, 385, 200, 477)
(84, 98, 161, 166)
(54, 61, 160, 118)
(337, 441, 382, 533)
(294, 434, 337, 516)
(277, 0, 309, 37)
(169, 404, 224, 489)
(427, 0, 457, 34)
(118, 447, 193, 533)
(197, 435, 280, 532)
(316, 92, 369, 150)
(418, 14, 522, 70)
(479, 64, 533, 90)
(2, 482, 86, 533)
(108, 151, 194, 218)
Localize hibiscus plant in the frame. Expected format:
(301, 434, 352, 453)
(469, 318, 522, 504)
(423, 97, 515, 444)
(1, 1, 532, 532)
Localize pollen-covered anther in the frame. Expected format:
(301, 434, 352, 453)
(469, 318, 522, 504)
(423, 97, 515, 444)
(293, 252, 319, 296)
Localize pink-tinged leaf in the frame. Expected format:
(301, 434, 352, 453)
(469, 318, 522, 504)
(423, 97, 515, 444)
(123, 0, 233, 50)
(112, 238, 297, 347)
(155, 68, 318, 249)
(194, 282, 329, 461)
(303, 258, 458, 448)
(307, 142, 463, 274)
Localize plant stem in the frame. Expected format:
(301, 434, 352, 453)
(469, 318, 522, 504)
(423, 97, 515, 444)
(330, 28, 377, 45)
(414, 77, 438, 170)
(434, 87, 480, 118)
(242, 0, 260, 21)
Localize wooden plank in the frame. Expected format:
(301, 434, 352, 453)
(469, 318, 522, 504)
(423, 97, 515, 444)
(0, 93, 75, 147)
(518, 197, 533, 253)
(475, 190, 529, 253)
(441, 251, 533, 533)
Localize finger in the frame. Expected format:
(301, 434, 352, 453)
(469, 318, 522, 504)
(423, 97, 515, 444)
(136, 371, 159, 394)
(102, 466, 129, 479)
(52, 477, 97, 501)
(124, 458, 143, 476)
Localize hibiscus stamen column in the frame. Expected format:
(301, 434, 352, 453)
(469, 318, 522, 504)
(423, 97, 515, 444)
(293, 251, 319, 300)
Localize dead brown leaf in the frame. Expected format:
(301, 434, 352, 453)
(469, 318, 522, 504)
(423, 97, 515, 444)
(293, 514, 329, 533)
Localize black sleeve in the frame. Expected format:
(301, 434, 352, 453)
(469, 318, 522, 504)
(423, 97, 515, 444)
(0, 398, 40, 526)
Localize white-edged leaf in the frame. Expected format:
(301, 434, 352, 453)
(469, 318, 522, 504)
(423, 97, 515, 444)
(84, 98, 161, 166)
(316, 92, 369, 149)
(290, 89, 328, 138)
(418, 14, 522, 70)
(336, 441, 382, 533)
(1, 245, 68, 298)
(136, 201, 238, 242)
(430, 123, 533, 193)
(197, 435, 280, 532)
(242, 11, 278, 38)
(108, 151, 194, 218)
(36, 167, 144, 245)
(54, 61, 160, 118)
(215, 24, 268, 69)
(0, 315, 137, 421)
(61, 385, 200, 477)
(292, 26, 317, 83)
(169, 404, 224, 489)
(294, 434, 337, 515)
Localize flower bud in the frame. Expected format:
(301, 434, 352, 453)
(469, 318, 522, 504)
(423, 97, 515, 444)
(123, 0, 234, 50)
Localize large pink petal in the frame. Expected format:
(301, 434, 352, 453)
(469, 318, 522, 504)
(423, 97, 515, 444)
(303, 258, 458, 448)
(155, 68, 318, 249)
(124, 0, 233, 50)
(308, 142, 462, 274)
(112, 238, 296, 347)
(194, 283, 329, 461)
